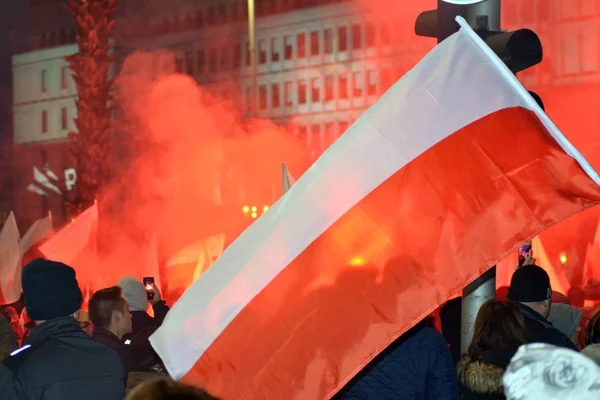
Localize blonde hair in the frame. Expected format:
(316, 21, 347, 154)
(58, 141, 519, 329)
(126, 378, 219, 400)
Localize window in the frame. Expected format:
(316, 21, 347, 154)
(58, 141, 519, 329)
(338, 75, 348, 99)
(367, 70, 377, 95)
(298, 80, 307, 104)
(197, 49, 206, 73)
(185, 52, 194, 74)
(310, 31, 320, 55)
(311, 124, 321, 135)
(220, 47, 229, 68)
(271, 83, 280, 108)
(325, 122, 335, 141)
(258, 39, 267, 64)
(297, 33, 306, 58)
(381, 25, 391, 46)
(380, 67, 392, 91)
(246, 87, 253, 112)
(284, 35, 293, 60)
(319, 29, 332, 56)
(366, 23, 376, 48)
(353, 71, 363, 97)
(61, 107, 68, 130)
(352, 24, 362, 49)
(209, 48, 217, 72)
(60, 66, 68, 89)
(324, 75, 334, 101)
(339, 120, 348, 134)
(338, 26, 348, 52)
(245, 41, 251, 66)
(259, 85, 267, 110)
(284, 80, 293, 105)
(42, 110, 48, 133)
(271, 37, 281, 62)
(41, 69, 47, 93)
(233, 43, 241, 68)
(311, 78, 320, 102)
(298, 125, 307, 135)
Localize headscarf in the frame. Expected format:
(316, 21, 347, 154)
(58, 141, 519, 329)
(503, 343, 600, 400)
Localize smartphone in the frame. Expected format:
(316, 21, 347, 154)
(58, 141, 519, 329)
(143, 277, 155, 300)
(518, 242, 533, 266)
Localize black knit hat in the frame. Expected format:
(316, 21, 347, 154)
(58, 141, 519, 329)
(507, 265, 552, 303)
(22, 258, 83, 321)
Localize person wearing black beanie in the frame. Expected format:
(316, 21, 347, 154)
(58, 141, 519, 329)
(507, 265, 578, 351)
(0, 259, 125, 400)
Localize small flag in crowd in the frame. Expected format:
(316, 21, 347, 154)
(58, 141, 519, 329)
(0, 212, 21, 304)
(39, 202, 98, 265)
(20, 214, 53, 256)
(150, 18, 600, 399)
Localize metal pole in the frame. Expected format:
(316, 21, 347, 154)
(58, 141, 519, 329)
(460, 0, 501, 354)
(465, 0, 501, 31)
(247, 0, 257, 115)
(461, 266, 496, 353)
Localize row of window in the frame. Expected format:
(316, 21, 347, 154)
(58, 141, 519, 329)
(245, 67, 399, 110)
(175, 22, 393, 75)
(41, 107, 70, 134)
(145, 0, 348, 38)
(40, 66, 70, 93)
(31, 28, 77, 51)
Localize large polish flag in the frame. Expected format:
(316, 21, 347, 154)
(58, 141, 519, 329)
(150, 18, 600, 399)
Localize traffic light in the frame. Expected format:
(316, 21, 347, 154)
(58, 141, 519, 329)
(415, 0, 543, 74)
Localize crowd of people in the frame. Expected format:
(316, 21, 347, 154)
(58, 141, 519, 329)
(1, 258, 600, 399)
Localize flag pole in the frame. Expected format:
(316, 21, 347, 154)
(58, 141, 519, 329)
(282, 163, 291, 194)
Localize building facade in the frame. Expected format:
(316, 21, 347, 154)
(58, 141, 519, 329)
(11, 0, 600, 225)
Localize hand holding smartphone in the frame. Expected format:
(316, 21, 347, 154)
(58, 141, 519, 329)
(518, 242, 534, 267)
(143, 277, 155, 300)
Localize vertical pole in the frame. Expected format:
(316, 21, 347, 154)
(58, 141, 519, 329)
(459, 0, 501, 354)
(247, 0, 257, 115)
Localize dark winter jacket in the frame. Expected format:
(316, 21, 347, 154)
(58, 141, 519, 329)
(0, 314, 18, 362)
(457, 349, 516, 400)
(127, 300, 169, 339)
(0, 316, 125, 400)
(92, 327, 132, 375)
(519, 303, 578, 351)
(335, 323, 459, 400)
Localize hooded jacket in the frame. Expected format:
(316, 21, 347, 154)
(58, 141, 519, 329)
(1, 316, 124, 400)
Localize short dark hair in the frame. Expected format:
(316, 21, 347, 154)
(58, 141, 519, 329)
(89, 286, 127, 330)
(125, 378, 220, 400)
(468, 300, 529, 360)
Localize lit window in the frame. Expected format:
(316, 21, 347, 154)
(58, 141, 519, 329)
(352, 24, 362, 49)
(271, 37, 281, 62)
(259, 85, 267, 110)
(298, 80, 307, 104)
(61, 107, 68, 130)
(324, 75, 334, 101)
(284, 35, 293, 60)
(297, 33, 306, 58)
(310, 31, 319, 56)
(324, 28, 333, 54)
(311, 78, 320, 102)
(60, 66, 68, 90)
(258, 39, 267, 64)
(353, 71, 363, 97)
(41, 70, 47, 93)
(271, 83, 280, 108)
(367, 70, 377, 96)
(284, 80, 293, 106)
(338, 75, 348, 99)
(42, 110, 48, 133)
(366, 23, 376, 48)
(337, 26, 348, 52)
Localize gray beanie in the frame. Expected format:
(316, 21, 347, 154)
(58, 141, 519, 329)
(117, 276, 148, 312)
(548, 303, 582, 339)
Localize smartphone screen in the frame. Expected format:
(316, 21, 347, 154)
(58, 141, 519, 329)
(143, 277, 155, 300)
(518, 242, 533, 266)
